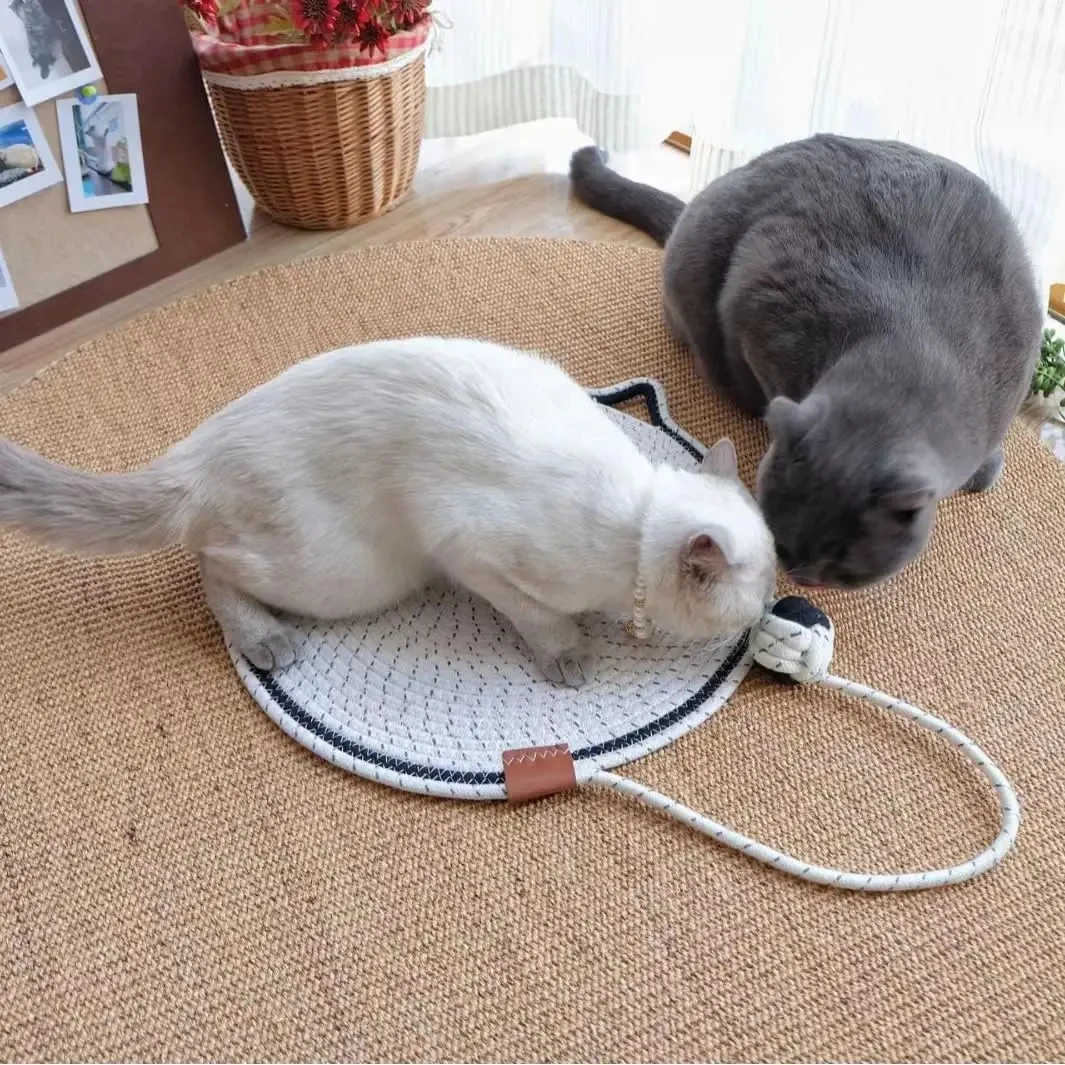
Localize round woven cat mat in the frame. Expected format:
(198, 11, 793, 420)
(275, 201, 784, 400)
(232, 379, 752, 799)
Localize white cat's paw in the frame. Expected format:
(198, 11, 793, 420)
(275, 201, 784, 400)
(537, 647, 595, 688)
(239, 630, 297, 672)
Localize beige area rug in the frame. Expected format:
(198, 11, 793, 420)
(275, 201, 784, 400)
(2, 238, 1064, 1062)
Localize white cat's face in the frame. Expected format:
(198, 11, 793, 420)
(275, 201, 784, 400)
(640, 450, 776, 642)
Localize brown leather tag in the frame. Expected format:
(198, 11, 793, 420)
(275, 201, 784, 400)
(502, 744, 577, 803)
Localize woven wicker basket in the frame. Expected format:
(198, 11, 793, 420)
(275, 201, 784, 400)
(206, 53, 426, 230)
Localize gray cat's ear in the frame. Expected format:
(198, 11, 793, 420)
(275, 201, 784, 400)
(682, 530, 732, 581)
(700, 438, 738, 478)
(765, 394, 827, 439)
(764, 396, 801, 438)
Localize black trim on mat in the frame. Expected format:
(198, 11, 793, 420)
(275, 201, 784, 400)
(592, 380, 704, 461)
(250, 633, 749, 787)
(251, 378, 741, 786)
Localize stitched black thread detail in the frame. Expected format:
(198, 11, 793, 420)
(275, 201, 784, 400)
(570, 635, 748, 761)
(251, 632, 748, 785)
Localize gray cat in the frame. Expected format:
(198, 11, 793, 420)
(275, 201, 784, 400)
(10, 0, 58, 79)
(570, 135, 1043, 588)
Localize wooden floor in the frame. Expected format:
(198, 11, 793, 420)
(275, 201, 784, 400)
(0, 121, 689, 395)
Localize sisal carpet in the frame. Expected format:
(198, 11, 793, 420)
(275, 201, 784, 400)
(1, 237, 1064, 1063)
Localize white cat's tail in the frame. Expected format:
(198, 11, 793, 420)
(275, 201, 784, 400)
(0, 438, 185, 555)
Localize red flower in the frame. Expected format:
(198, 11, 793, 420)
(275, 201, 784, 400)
(334, 0, 372, 43)
(389, 0, 428, 29)
(356, 14, 391, 55)
(291, 0, 341, 43)
(183, 0, 219, 23)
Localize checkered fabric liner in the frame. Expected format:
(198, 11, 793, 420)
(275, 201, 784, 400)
(188, 0, 431, 77)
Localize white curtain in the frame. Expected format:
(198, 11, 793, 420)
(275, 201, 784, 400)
(425, 0, 1065, 288)
(424, 0, 691, 151)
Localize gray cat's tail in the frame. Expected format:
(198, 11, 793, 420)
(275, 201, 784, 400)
(0, 438, 185, 555)
(569, 146, 685, 245)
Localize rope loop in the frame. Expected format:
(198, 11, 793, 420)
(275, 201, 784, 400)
(597, 596, 1021, 892)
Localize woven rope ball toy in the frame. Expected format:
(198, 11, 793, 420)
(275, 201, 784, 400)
(232, 379, 1020, 893)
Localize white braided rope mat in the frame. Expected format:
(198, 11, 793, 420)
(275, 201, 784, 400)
(231, 378, 1020, 894)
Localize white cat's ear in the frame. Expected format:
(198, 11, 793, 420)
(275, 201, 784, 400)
(700, 438, 738, 479)
(682, 531, 732, 581)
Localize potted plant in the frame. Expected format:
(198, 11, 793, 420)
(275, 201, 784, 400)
(182, 0, 434, 230)
(1032, 326, 1065, 422)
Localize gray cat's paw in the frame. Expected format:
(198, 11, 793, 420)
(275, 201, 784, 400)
(240, 630, 297, 672)
(537, 647, 595, 688)
(962, 448, 1004, 493)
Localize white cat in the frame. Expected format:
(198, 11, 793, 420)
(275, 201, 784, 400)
(0, 337, 776, 686)
(0, 144, 40, 172)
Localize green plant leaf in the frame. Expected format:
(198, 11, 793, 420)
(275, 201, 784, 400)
(182, 6, 205, 32)
(261, 13, 298, 34)
(1033, 325, 1065, 399)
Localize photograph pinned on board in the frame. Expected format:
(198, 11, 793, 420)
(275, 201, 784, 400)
(0, 0, 101, 107)
(0, 99, 62, 208)
(0, 245, 18, 312)
(56, 92, 149, 213)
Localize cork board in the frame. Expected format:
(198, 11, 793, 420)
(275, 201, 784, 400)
(0, 0, 244, 353)
(0, 76, 159, 309)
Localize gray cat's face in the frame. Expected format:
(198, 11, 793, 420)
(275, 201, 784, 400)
(756, 395, 937, 588)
